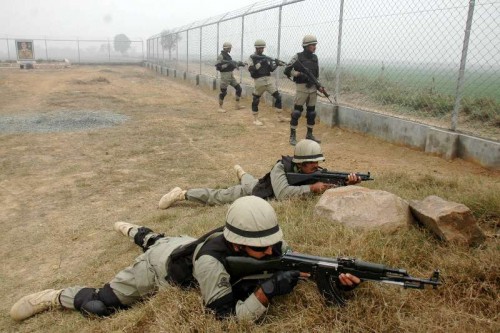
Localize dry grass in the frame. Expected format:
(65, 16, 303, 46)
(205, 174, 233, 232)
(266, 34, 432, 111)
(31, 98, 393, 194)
(0, 65, 498, 333)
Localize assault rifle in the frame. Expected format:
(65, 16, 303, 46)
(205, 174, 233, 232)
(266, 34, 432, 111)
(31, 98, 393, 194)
(286, 169, 373, 187)
(227, 251, 441, 306)
(294, 58, 334, 103)
(250, 54, 287, 66)
(218, 60, 247, 70)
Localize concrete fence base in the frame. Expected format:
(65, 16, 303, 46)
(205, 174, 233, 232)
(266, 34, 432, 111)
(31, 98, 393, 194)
(144, 62, 500, 169)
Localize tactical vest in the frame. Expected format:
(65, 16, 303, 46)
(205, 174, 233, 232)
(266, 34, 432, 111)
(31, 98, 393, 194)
(217, 51, 235, 72)
(292, 51, 319, 84)
(194, 233, 284, 314)
(250, 54, 272, 79)
(251, 156, 295, 199)
(165, 226, 224, 287)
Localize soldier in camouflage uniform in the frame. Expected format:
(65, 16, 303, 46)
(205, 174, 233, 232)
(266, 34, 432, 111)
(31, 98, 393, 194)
(247, 39, 288, 126)
(216, 42, 246, 113)
(10, 196, 361, 322)
(284, 35, 321, 146)
(158, 139, 361, 209)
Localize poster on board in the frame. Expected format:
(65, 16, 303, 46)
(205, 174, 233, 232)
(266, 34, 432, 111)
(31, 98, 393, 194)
(16, 40, 35, 60)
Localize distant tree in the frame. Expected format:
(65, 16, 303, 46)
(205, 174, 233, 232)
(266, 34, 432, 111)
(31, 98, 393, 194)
(114, 34, 131, 55)
(161, 30, 181, 60)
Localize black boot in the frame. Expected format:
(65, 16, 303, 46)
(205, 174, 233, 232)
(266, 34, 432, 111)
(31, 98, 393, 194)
(289, 128, 297, 146)
(306, 128, 321, 143)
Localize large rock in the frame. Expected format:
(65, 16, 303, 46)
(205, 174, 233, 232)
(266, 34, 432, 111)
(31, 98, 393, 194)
(409, 195, 485, 246)
(314, 186, 413, 231)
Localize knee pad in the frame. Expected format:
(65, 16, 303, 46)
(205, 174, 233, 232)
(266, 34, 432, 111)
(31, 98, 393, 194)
(306, 106, 316, 125)
(272, 91, 282, 109)
(219, 88, 228, 100)
(74, 284, 124, 317)
(252, 94, 260, 112)
(134, 227, 164, 252)
(234, 84, 242, 97)
(291, 107, 302, 127)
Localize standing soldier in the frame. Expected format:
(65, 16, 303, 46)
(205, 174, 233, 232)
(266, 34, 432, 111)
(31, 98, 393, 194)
(247, 39, 288, 126)
(216, 42, 246, 113)
(284, 35, 321, 146)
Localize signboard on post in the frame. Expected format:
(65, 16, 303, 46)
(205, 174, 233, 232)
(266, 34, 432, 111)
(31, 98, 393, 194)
(16, 40, 35, 69)
(16, 40, 35, 60)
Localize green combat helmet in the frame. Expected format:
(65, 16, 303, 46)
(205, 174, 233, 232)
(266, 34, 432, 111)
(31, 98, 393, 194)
(292, 139, 325, 163)
(224, 196, 283, 247)
(223, 42, 232, 49)
(302, 34, 318, 47)
(254, 39, 266, 48)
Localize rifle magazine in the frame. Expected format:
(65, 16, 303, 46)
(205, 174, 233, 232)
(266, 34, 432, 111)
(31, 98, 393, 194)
(315, 269, 346, 306)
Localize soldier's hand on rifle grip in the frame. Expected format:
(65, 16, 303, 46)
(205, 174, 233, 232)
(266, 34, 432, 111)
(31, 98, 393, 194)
(260, 270, 301, 299)
(310, 182, 330, 193)
(346, 173, 362, 185)
(339, 273, 361, 288)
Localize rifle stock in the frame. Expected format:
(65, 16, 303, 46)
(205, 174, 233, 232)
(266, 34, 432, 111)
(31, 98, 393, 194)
(286, 170, 373, 187)
(226, 251, 441, 306)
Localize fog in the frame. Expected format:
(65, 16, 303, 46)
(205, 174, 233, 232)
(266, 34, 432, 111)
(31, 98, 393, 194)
(0, 0, 258, 40)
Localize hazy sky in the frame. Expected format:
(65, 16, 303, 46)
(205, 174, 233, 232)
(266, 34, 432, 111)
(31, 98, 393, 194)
(0, 0, 258, 40)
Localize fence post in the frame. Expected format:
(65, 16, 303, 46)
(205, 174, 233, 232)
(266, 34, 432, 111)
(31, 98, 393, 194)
(77, 38, 80, 64)
(6, 38, 10, 61)
(176, 33, 179, 70)
(162, 36, 165, 66)
(186, 30, 189, 73)
(142, 40, 144, 61)
(334, 0, 345, 104)
(45, 38, 49, 61)
(107, 39, 111, 62)
(240, 16, 244, 83)
(216, 22, 220, 79)
(156, 37, 160, 65)
(276, 5, 283, 89)
(199, 26, 202, 75)
(451, 0, 475, 131)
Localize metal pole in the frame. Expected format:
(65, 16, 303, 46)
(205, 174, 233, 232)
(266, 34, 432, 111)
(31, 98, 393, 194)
(108, 38, 111, 62)
(199, 26, 202, 75)
(157, 37, 160, 65)
(334, 0, 345, 104)
(162, 36, 165, 65)
(45, 38, 48, 61)
(176, 33, 179, 70)
(276, 5, 283, 89)
(77, 38, 80, 64)
(186, 30, 189, 73)
(216, 23, 220, 78)
(240, 16, 244, 83)
(6, 38, 10, 60)
(451, 0, 475, 131)
(141, 40, 144, 61)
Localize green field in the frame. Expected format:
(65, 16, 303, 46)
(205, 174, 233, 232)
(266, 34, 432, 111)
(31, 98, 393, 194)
(319, 61, 500, 130)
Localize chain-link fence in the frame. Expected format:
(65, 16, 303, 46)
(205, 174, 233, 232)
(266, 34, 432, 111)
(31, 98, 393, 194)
(147, 0, 499, 140)
(0, 37, 144, 64)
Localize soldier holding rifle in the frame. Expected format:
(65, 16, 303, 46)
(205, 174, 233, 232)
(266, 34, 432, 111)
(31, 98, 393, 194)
(247, 39, 288, 126)
(158, 139, 362, 209)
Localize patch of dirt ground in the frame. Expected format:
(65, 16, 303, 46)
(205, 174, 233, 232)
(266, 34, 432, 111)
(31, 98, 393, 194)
(0, 65, 498, 332)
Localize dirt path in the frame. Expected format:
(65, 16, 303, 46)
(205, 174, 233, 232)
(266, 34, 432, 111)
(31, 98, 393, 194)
(0, 65, 497, 332)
